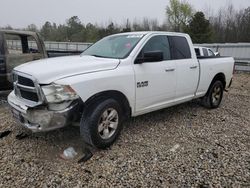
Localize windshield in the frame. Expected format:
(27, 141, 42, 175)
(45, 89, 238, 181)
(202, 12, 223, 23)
(81, 34, 144, 59)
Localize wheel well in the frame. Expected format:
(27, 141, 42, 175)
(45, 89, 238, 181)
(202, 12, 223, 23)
(210, 73, 226, 89)
(84, 90, 131, 119)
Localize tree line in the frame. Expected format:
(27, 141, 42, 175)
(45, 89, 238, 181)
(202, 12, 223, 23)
(2, 0, 250, 43)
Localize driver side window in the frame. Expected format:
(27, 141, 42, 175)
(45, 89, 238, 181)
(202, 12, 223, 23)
(141, 35, 171, 60)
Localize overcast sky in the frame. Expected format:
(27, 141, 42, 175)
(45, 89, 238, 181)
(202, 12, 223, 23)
(0, 0, 249, 28)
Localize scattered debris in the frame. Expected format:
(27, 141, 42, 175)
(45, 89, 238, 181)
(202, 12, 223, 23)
(83, 169, 92, 174)
(215, 141, 225, 149)
(60, 147, 78, 160)
(0, 99, 7, 105)
(211, 152, 219, 159)
(0, 130, 11, 139)
(170, 144, 180, 152)
(78, 148, 93, 163)
(16, 132, 29, 140)
(198, 182, 210, 188)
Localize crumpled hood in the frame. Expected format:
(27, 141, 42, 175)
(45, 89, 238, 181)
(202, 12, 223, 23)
(14, 55, 120, 84)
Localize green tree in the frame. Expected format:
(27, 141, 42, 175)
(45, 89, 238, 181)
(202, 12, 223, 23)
(26, 24, 38, 32)
(166, 0, 193, 32)
(40, 21, 54, 40)
(55, 24, 68, 41)
(66, 16, 84, 42)
(66, 16, 83, 32)
(85, 23, 99, 42)
(106, 22, 120, 35)
(122, 19, 131, 32)
(238, 7, 250, 42)
(185, 12, 213, 43)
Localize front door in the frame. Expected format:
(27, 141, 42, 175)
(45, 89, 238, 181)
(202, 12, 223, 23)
(133, 35, 176, 114)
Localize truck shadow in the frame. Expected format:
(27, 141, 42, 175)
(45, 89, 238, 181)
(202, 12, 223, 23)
(9, 99, 208, 162)
(25, 100, 203, 157)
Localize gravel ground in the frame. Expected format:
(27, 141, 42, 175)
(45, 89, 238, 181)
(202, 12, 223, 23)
(0, 73, 250, 187)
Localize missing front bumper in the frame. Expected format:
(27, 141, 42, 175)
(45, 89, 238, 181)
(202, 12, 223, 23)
(8, 91, 79, 132)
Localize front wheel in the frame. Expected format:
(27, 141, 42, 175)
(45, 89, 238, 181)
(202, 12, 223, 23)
(80, 98, 123, 149)
(201, 80, 224, 109)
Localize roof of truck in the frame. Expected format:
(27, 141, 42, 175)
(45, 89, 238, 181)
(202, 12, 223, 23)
(113, 31, 189, 37)
(0, 29, 37, 36)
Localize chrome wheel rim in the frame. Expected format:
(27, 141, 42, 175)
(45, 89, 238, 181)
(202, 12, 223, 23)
(98, 108, 119, 139)
(212, 85, 222, 105)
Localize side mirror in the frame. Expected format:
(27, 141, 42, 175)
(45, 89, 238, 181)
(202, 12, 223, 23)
(135, 51, 164, 64)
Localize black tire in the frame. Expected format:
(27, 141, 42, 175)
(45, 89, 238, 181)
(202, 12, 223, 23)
(201, 80, 224, 109)
(80, 98, 123, 149)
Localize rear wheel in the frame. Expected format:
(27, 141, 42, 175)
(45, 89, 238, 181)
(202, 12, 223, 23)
(80, 98, 123, 149)
(202, 80, 224, 109)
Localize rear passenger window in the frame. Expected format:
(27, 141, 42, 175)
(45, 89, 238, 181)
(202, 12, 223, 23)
(202, 48, 208, 56)
(168, 36, 191, 59)
(143, 35, 171, 60)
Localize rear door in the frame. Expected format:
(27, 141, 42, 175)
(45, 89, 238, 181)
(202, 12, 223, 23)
(133, 35, 176, 114)
(168, 36, 199, 101)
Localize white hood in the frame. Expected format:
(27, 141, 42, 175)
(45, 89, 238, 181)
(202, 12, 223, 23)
(14, 55, 120, 84)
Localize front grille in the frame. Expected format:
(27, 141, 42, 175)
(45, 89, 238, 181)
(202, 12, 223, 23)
(13, 72, 42, 104)
(19, 90, 39, 102)
(17, 75, 35, 87)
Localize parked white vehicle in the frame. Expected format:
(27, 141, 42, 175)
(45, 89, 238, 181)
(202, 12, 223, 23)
(194, 46, 220, 57)
(8, 32, 234, 148)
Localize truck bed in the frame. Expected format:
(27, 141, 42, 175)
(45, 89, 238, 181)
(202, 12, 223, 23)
(196, 56, 234, 97)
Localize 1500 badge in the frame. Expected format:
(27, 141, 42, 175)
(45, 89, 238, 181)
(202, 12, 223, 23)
(137, 81, 148, 88)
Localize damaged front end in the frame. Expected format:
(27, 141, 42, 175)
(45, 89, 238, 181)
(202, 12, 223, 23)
(7, 71, 82, 132)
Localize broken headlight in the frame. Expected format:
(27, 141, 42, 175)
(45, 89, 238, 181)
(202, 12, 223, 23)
(42, 84, 79, 103)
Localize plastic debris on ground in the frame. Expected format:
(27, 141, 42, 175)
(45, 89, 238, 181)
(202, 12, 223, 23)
(60, 147, 78, 160)
(170, 144, 180, 152)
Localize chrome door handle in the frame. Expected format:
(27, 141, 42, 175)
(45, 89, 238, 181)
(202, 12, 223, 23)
(190, 66, 198, 69)
(165, 68, 175, 72)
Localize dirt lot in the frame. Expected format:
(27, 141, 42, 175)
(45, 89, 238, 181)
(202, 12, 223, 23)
(0, 73, 249, 187)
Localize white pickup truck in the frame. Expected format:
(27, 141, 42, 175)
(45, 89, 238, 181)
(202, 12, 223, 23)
(8, 32, 234, 149)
